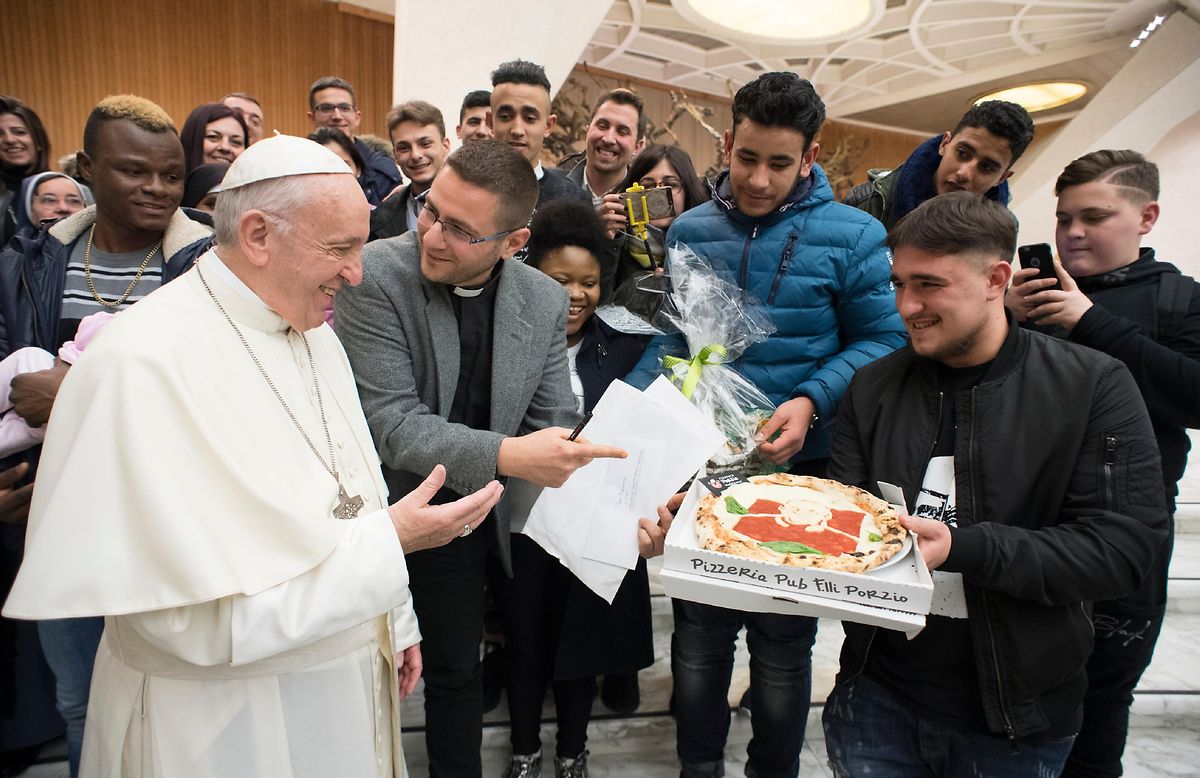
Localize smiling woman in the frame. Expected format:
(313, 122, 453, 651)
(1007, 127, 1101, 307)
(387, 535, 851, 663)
(180, 102, 249, 174)
(1, 96, 52, 247)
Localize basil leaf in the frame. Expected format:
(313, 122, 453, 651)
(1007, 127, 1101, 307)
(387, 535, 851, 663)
(868, 532, 883, 542)
(759, 541, 825, 555)
(725, 496, 748, 515)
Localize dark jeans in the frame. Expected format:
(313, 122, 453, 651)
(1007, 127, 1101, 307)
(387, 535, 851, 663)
(672, 599, 817, 778)
(823, 674, 1075, 778)
(490, 534, 596, 759)
(37, 617, 104, 778)
(406, 523, 492, 778)
(1063, 519, 1174, 778)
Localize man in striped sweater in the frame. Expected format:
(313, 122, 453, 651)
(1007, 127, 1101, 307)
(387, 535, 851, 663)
(0, 93, 211, 778)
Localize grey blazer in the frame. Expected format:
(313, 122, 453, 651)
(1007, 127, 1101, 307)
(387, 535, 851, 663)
(335, 231, 578, 570)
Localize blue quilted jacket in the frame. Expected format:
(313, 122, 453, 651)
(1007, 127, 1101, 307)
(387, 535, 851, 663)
(627, 164, 906, 461)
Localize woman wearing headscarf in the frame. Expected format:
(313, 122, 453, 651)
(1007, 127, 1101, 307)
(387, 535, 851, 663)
(8, 172, 93, 246)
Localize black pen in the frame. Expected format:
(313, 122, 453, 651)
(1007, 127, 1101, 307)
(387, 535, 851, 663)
(567, 412, 592, 442)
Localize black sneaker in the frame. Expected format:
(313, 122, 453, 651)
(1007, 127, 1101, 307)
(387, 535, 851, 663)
(599, 672, 640, 713)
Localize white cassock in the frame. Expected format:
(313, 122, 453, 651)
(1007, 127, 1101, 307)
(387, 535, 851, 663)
(4, 250, 419, 778)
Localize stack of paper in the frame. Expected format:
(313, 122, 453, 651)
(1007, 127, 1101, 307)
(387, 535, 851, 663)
(521, 376, 726, 603)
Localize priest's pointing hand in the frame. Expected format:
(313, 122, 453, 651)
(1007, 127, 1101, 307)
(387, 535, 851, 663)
(389, 464, 504, 552)
(496, 426, 627, 488)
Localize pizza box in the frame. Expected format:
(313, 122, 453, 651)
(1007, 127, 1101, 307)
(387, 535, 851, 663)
(662, 475, 934, 625)
(659, 567, 927, 632)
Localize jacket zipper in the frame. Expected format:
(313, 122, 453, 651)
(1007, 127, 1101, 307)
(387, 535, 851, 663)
(968, 386, 1017, 742)
(968, 387, 978, 524)
(927, 391, 943, 463)
(982, 591, 1018, 742)
(1103, 435, 1117, 509)
(737, 224, 759, 290)
(767, 234, 798, 305)
(19, 268, 44, 349)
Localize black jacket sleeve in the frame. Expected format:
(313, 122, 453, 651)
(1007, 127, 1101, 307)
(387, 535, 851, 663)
(943, 362, 1169, 606)
(1069, 290, 1200, 429)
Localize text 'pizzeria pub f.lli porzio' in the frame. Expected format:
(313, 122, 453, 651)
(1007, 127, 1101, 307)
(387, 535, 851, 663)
(662, 473, 966, 634)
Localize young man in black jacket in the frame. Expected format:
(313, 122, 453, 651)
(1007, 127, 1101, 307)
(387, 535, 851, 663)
(1007, 149, 1199, 777)
(823, 191, 1168, 777)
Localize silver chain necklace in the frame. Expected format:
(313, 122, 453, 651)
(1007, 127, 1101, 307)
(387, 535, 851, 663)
(195, 263, 364, 520)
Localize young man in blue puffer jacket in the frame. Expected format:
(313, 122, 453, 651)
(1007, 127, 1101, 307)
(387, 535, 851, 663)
(628, 72, 905, 778)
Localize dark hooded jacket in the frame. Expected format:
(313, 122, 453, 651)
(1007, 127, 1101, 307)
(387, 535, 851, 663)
(1029, 249, 1200, 509)
(844, 134, 1011, 232)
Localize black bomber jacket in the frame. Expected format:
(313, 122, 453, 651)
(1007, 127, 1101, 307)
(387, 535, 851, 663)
(829, 316, 1168, 739)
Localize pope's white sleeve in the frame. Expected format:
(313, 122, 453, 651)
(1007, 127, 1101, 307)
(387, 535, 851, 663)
(121, 508, 416, 667)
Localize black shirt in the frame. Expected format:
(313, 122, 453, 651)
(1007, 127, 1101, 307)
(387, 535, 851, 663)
(422, 262, 502, 509)
(864, 359, 990, 733)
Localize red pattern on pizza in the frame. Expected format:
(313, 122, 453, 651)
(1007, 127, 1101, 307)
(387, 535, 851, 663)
(828, 509, 866, 535)
(747, 499, 783, 514)
(730, 516, 860, 555)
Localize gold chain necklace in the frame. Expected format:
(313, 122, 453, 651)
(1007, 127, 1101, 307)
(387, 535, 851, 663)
(195, 262, 364, 520)
(83, 224, 163, 308)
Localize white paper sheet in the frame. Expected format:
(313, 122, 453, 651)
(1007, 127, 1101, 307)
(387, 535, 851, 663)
(583, 436, 665, 567)
(522, 377, 726, 603)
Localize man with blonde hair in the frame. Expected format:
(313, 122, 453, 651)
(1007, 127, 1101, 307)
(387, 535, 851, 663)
(5, 134, 505, 776)
(0, 94, 212, 776)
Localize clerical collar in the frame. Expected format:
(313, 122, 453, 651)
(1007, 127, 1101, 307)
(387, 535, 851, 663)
(451, 262, 503, 297)
(207, 249, 269, 308)
(533, 162, 545, 180)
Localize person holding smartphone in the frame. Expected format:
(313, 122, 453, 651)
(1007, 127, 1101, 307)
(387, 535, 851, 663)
(1006, 149, 1200, 778)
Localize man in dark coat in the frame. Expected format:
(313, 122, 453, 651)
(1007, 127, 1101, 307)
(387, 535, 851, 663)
(824, 191, 1167, 777)
(844, 101, 1033, 231)
(306, 76, 402, 207)
(1007, 149, 1199, 778)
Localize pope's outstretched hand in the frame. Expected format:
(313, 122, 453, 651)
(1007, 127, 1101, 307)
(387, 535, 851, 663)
(388, 464, 503, 552)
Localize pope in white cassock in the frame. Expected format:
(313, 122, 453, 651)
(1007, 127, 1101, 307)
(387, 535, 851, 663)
(3, 135, 504, 777)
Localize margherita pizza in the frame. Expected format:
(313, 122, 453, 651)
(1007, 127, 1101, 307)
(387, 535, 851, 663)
(694, 474, 906, 573)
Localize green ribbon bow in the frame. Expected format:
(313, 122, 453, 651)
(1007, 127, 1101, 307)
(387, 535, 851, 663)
(663, 344, 729, 399)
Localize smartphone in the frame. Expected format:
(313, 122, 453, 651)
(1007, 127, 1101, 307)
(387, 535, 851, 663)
(1017, 243, 1061, 290)
(619, 186, 675, 223)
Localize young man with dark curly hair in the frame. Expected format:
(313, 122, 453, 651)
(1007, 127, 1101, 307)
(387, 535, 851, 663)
(628, 71, 906, 778)
(844, 101, 1034, 231)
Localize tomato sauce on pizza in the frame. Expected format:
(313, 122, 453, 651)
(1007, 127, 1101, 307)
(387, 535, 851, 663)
(693, 474, 907, 573)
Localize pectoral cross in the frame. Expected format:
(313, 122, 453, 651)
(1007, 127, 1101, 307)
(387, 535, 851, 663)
(333, 483, 365, 520)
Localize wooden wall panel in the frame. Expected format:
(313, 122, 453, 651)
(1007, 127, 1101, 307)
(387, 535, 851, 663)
(0, 0, 394, 167)
(553, 66, 930, 199)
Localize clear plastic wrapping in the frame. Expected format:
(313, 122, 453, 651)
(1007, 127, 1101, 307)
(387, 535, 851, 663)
(652, 243, 781, 474)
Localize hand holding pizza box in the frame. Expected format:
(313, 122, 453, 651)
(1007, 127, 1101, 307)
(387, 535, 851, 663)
(653, 243, 780, 474)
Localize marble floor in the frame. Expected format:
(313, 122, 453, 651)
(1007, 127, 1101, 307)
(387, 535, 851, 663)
(21, 534, 1200, 778)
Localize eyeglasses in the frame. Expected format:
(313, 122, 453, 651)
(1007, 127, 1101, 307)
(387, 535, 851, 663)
(35, 194, 85, 208)
(314, 103, 355, 115)
(639, 177, 681, 191)
(415, 191, 519, 246)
